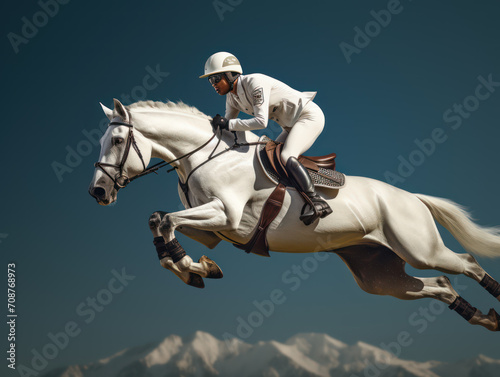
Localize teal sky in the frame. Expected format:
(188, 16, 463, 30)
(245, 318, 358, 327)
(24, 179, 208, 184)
(2, 0, 500, 375)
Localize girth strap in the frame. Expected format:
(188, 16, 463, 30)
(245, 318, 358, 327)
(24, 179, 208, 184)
(235, 183, 287, 257)
(234, 139, 339, 256)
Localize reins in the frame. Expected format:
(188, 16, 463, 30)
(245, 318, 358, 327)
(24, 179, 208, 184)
(132, 129, 218, 179)
(94, 119, 266, 200)
(179, 131, 266, 207)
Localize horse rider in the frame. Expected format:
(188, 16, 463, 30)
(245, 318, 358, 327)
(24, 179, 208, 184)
(200, 51, 332, 225)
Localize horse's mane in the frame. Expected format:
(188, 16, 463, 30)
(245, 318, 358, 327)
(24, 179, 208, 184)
(127, 100, 210, 120)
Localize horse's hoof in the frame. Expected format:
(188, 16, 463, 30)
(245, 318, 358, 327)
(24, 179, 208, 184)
(187, 273, 205, 289)
(199, 255, 223, 279)
(488, 308, 500, 331)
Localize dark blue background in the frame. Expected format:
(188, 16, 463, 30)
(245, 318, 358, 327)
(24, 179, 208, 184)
(2, 0, 500, 374)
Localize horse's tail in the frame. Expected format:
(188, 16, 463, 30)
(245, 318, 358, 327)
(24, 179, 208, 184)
(415, 194, 500, 258)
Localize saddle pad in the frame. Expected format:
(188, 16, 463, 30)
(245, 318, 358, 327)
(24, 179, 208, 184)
(257, 135, 346, 189)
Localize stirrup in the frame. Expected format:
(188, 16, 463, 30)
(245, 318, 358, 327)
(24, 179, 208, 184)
(299, 197, 333, 226)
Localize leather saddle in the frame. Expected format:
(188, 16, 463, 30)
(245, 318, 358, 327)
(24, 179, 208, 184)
(235, 139, 340, 257)
(262, 140, 337, 186)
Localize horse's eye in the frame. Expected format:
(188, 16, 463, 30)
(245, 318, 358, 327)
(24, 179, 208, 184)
(113, 137, 124, 146)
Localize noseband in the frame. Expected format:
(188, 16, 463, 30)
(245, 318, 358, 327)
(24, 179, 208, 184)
(94, 120, 147, 190)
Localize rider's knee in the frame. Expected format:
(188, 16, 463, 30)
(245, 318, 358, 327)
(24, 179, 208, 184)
(280, 150, 294, 164)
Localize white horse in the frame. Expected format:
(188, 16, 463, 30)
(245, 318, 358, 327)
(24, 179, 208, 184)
(89, 99, 500, 331)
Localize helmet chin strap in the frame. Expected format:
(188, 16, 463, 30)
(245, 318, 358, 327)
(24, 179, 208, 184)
(224, 72, 240, 91)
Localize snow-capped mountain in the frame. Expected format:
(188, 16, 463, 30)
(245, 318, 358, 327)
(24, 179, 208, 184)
(41, 331, 500, 377)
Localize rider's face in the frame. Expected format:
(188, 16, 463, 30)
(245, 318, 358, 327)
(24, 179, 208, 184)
(210, 74, 231, 95)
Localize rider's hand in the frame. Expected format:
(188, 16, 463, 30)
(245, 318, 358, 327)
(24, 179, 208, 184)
(211, 114, 229, 133)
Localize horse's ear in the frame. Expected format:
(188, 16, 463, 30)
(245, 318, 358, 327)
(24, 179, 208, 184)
(113, 98, 130, 122)
(100, 102, 114, 121)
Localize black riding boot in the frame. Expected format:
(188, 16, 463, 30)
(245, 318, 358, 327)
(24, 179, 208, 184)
(285, 156, 333, 225)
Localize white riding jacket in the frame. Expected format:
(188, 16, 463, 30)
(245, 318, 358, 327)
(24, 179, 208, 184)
(225, 74, 317, 132)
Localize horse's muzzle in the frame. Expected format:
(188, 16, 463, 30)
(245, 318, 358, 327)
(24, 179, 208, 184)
(89, 186, 108, 204)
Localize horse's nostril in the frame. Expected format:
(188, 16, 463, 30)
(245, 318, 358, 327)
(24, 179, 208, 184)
(90, 187, 106, 200)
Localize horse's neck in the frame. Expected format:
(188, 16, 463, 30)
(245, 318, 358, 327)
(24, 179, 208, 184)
(133, 110, 235, 181)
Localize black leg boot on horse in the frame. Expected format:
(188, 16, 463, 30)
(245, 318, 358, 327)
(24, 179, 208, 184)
(285, 156, 333, 226)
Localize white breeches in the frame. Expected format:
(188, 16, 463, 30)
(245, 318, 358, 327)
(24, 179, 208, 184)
(280, 101, 325, 163)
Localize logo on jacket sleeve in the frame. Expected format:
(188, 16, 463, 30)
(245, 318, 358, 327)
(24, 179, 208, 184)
(252, 87, 264, 106)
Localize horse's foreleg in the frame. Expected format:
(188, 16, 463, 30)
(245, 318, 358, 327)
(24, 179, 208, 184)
(158, 199, 230, 242)
(149, 211, 205, 288)
(151, 200, 229, 284)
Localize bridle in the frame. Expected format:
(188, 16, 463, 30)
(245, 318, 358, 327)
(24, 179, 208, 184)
(94, 116, 271, 249)
(94, 117, 268, 209)
(94, 120, 147, 190)
(94, 119, 218, 191)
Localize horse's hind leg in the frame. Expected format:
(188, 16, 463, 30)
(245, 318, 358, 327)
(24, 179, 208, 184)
(336, 246, 456, 301)
(399, 243, 500, 303)
(393, 243, 500, 330)
(382, 196, 500, 302)
(335, 245, 500, 331)
(454, 254, 500, 302)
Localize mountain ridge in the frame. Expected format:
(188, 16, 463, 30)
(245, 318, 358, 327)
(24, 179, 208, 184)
(41, 331, 500, 377)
